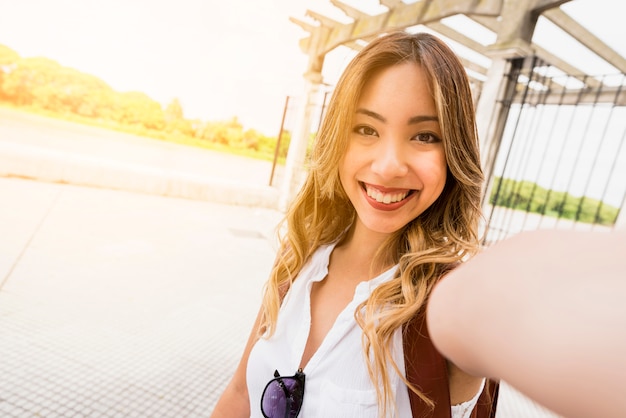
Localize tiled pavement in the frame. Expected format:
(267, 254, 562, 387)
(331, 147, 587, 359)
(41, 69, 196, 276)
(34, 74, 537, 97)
(0, 177, 281, 417)
(0, 111, 563, 417)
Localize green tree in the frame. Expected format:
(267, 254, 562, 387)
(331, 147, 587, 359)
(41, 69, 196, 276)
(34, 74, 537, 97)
(0, 44, 21, 101)
(1, 57, 61, 106)
(194, 117, 244, 146)
(164, 98, 192, 136)
(165, 98, 184, 120)
(0, 43, 289, 162)
(114, 91, 165, 130)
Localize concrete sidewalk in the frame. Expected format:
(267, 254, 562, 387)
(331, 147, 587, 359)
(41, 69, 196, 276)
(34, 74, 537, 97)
(0, 110, 562, 417)
(0, 177, 281, 417)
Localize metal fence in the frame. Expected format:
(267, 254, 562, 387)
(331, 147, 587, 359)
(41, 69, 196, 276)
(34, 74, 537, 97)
(481, 56, 626, 245)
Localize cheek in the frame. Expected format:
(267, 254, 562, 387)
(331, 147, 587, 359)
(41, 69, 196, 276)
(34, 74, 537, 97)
(338, 144, 359, 184)
(420, 152, 448, 187)
(437, 158, 448, 186)
(338, 154, 352, 195)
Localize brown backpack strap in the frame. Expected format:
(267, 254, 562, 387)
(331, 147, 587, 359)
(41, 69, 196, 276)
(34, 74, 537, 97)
(472, 379, 499, 418)
(403, 311, 499, 418)
(404, 311, 452, 418)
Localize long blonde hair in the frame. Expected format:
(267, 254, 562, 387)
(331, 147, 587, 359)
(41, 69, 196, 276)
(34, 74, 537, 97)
(260, 31, 483, 415)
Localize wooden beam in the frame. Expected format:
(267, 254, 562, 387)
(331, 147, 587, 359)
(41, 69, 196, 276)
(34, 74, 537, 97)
(471, 15, 602, 90)
(379, 0, 403, 9)
(306, 10, 344, 29)
(543, 8, 626, 73)
(433, 0, 502, 17)
(531, 0, 571, 14)
(458, 56, 490, 77)
(330, 0, 369, 20)
(467, 15, 501, 36)
(289, 16, 317, 35)
(292, 0, 621, 97)
(295, 0, 507, 58)
(426, 21, 489, 55)
(533, 44, 602, 89)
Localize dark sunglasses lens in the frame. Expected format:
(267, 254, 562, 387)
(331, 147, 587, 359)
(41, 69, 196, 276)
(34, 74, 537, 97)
(261, 377, 303, 418)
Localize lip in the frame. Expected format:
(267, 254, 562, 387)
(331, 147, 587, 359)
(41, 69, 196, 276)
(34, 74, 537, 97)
(360, 182, 416, 211)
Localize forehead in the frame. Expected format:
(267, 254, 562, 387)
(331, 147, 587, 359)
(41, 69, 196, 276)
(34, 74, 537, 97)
(356, 62, 437, 118)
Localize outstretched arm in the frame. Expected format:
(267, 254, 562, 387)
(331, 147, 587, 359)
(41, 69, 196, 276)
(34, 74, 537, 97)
(427, 229, 626, 418)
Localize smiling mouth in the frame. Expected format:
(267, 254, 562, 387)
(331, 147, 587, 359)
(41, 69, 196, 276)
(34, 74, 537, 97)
(362, 183, 415, 204)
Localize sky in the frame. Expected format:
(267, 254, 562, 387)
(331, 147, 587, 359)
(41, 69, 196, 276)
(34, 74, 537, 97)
(0, 0, 622, 136)
(0, 0, 338, 134)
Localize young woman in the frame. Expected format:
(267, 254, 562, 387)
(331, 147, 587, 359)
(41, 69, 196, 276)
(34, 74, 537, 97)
(212, 31, 486, 418)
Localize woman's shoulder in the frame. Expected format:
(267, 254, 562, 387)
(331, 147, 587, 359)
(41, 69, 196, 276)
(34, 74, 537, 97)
(287, 243, 337, 290)
(308, 242, 338, 267)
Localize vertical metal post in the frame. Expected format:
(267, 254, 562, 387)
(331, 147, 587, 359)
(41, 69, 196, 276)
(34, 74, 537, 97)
(316, 90, 330, 134)
(269, 96, 290, 187)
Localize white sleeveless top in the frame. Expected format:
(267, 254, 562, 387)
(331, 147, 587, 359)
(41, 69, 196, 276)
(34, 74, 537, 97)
(246, 243, 482, 417)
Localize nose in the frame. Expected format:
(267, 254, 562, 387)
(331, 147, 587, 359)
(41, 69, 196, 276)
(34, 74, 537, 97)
(371, 138, 409, 179)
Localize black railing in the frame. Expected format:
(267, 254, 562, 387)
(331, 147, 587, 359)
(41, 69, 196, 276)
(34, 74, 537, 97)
(482, 56, 625, 245)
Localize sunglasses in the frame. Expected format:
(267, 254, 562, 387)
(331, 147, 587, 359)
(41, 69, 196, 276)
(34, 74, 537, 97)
(260, 368, 306, 418)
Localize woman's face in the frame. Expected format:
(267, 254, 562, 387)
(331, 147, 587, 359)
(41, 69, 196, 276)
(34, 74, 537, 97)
(339, 62, 447, 237)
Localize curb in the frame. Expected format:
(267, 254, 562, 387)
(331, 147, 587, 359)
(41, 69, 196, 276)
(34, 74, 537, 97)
(0, 141, 281, 210)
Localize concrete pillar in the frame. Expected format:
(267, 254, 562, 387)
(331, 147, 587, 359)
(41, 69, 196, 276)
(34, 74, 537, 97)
(476, 57, 512, 174)
(476, 0, 537, 207)
(279, 71, 323, 211)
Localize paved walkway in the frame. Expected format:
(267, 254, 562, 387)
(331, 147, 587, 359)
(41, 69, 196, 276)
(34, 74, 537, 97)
(0, 110, 561, 417)
(1, 176, 284, 417)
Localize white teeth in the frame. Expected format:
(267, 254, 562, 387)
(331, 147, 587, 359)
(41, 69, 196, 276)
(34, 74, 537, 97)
(365, 185, 409, 204)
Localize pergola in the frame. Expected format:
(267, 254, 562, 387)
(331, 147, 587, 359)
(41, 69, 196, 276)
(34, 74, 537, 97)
(279, 0, 626, 228)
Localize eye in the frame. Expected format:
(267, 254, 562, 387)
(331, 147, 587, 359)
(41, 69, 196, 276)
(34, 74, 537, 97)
(353, 125, 378, 137)
(412, 132, 441, 144)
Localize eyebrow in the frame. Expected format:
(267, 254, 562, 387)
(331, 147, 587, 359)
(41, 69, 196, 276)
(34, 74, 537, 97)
(355, 108, 439, 124)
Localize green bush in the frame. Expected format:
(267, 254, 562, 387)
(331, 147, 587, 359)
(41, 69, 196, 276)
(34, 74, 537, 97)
(489, 177, 619, 226)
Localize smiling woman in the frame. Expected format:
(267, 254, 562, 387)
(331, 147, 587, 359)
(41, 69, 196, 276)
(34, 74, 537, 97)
(211, 31, 492, 418)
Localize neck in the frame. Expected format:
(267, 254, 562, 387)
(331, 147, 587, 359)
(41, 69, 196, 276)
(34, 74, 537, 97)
(335, 221, 397, 276)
